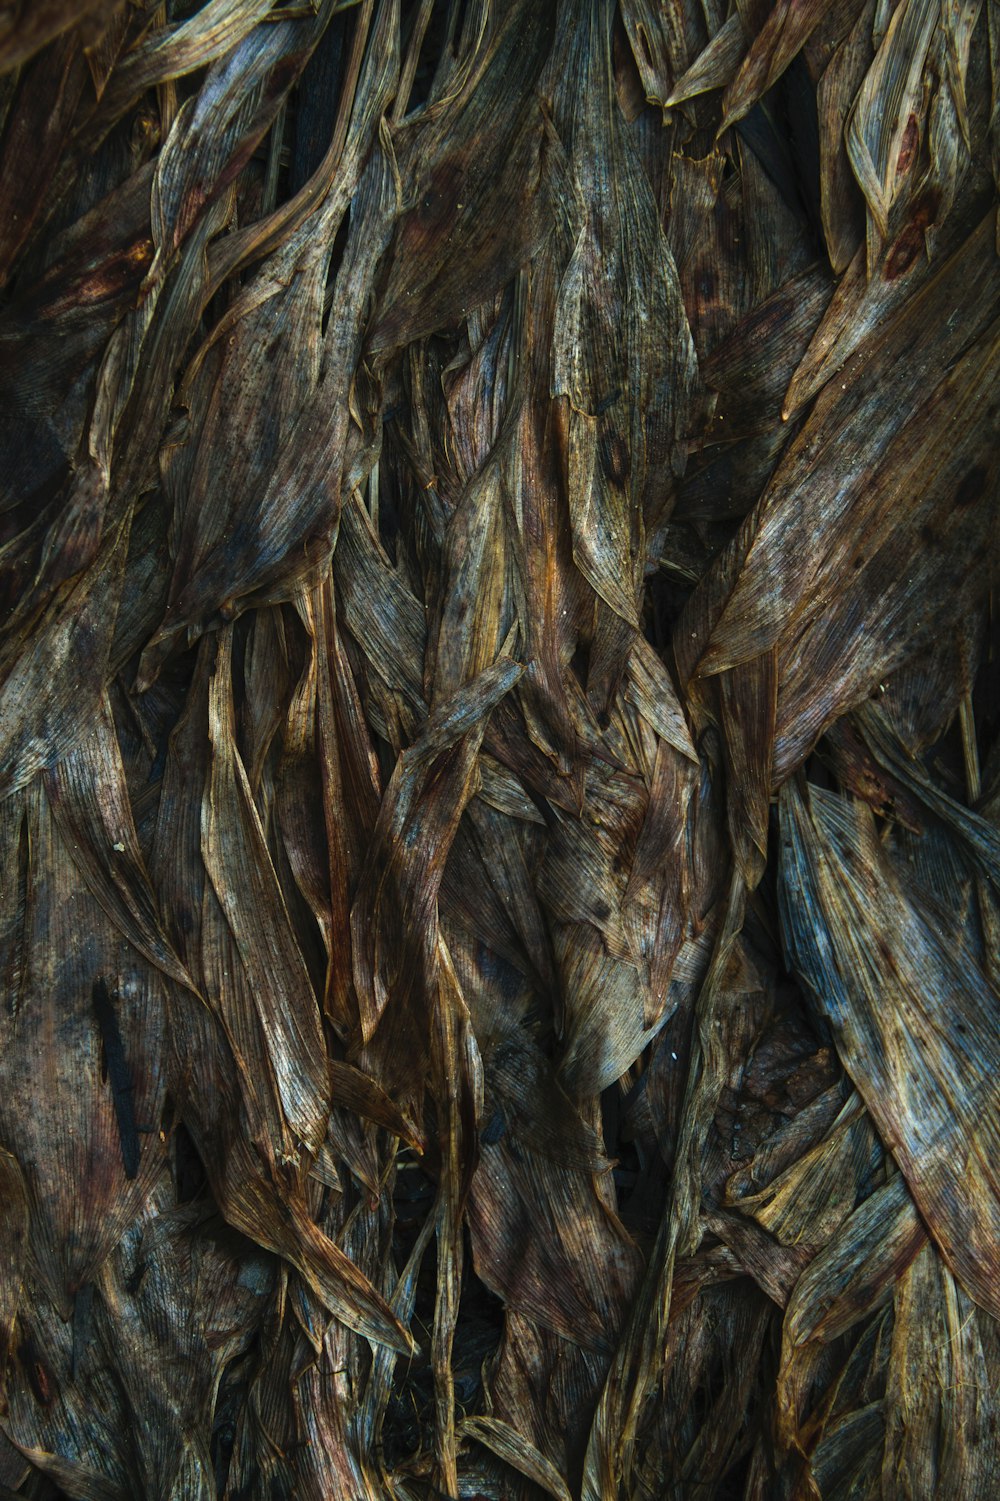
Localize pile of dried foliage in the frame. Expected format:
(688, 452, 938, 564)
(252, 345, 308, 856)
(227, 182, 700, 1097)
(0, 0, 998, 1497)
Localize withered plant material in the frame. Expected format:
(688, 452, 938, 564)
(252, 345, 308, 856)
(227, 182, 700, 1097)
(0, 2, 997, 1499)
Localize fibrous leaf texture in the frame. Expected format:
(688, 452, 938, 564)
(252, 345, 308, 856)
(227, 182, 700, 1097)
(0, 1, 997, 1498)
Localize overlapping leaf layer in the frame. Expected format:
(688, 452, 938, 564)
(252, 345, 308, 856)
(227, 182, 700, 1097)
(0, 2, 997, 1497)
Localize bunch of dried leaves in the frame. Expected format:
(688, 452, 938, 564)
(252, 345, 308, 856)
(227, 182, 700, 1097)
(0, 1, 998, 1497)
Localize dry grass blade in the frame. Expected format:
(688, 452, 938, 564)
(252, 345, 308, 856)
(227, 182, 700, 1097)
(779, 777, 1000, 1321)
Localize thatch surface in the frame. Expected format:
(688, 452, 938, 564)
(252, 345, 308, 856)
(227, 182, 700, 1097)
(0, 1, 998, 1497)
